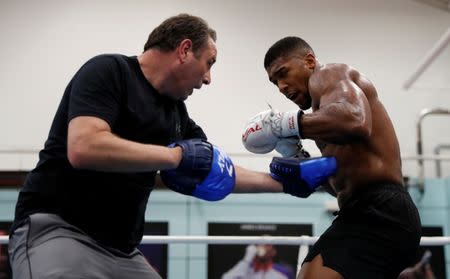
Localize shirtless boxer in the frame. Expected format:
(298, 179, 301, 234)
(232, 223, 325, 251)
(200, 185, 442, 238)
(242, 36, 421, 279)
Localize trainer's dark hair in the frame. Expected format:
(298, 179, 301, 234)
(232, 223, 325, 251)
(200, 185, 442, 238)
(264, 36, 314, 69)
(143, 14, 216, 55)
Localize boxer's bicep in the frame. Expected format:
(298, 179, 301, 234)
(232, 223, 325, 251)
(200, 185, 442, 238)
(318, 79, 372, 139)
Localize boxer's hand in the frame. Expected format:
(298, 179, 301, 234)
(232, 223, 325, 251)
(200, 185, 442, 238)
(160, 139, 235, 201)
(242, 107, 303, 154)
(275, 137, 311, 158)
(270, 156, 337, 198)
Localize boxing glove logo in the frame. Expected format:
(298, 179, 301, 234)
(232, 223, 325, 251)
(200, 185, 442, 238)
(242, 123, 262, 142)
(217, 149, 234, 177)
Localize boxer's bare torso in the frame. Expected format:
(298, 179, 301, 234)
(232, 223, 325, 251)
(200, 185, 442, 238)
(308, 64, 403, 207)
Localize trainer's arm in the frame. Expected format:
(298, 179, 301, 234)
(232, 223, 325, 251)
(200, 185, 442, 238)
(67, 116, 182, 172)
(233, 166, 283, 193)
(302, 79, 372, 144)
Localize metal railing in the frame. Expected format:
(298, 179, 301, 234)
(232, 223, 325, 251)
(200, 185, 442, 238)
(403, 27, 450, 90)
(434, 144, 450, 177)
(416, 108, 450, 191)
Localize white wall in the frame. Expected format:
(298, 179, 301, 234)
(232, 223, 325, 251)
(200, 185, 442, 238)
(0, 0, 449, 177)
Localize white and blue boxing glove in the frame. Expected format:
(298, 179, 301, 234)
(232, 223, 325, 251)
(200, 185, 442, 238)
(275, 137, 310, 158)
(270, 156, 337, 198)
(242, 107, 308, 158)
(160, 139, 235, 201)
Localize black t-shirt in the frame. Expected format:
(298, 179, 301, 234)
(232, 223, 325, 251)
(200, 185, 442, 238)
(13, 54, 206, 253)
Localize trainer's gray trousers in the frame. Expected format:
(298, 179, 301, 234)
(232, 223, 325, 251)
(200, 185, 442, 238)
(8, 213, 162, 279)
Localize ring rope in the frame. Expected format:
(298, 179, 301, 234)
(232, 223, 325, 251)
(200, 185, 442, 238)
(1, 235, 449, 246)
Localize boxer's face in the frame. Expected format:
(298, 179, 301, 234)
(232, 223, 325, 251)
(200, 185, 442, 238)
(254, 244, 276, 262)
(175, 37, 217, 100)
(267, 53, 314, 110)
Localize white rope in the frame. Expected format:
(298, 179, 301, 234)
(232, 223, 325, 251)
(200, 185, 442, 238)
(0, 148, 40, 154)
(139, 235, 319, 245)
(1, 235, 450, 246)
(419, 236, 450, 246)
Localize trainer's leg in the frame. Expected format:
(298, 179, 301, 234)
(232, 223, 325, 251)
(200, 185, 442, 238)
(26, 237, 115, 279)
(116, 251, 162, 279)
(298, 254, 343, 279)
(8, 224, 31, 279)
(9, 223, 110, 279)
(9, 215, 114, 279)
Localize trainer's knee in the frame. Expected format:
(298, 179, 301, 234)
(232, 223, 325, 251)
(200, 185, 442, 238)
(298, 254, 343, 279)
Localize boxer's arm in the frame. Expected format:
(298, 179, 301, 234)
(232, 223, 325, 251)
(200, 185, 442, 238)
(317, 182, 337, 197)
(68, 116, 182, 172)
(233, 166, 283, 193)
(156, 162, 282, 196)
(158, 164, 285, 193)
(157, 164, 289, 193)
(302, 77, 372, 144)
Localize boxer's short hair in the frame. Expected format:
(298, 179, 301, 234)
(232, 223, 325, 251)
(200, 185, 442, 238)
(264, 36, 314, 69)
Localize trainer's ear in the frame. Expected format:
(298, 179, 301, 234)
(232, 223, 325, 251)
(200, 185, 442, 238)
(178, 39, 193, 63)
(304, 53, 316, 70)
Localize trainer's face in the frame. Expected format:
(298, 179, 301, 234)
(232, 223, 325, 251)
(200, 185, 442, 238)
(267, 53, 315, 110)
(176, 37, 217, 100)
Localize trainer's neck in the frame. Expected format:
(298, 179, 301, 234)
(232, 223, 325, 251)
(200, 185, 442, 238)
(138, 50, 175, 94)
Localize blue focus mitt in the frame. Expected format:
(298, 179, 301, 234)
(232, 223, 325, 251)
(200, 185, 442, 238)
(160, 139, 236, 201)
(270, 156, 337, 198)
